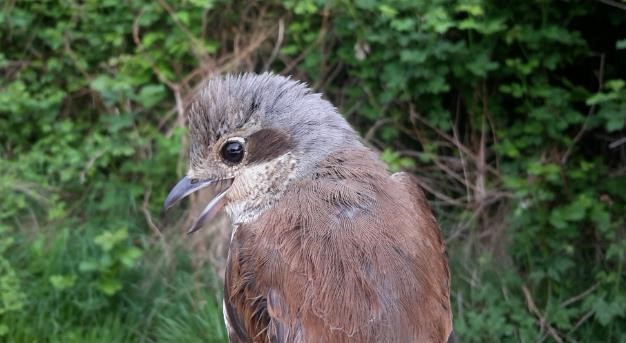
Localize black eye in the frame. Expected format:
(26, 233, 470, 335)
(220, 140, 244, 164)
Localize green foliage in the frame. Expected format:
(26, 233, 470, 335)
(78, 228, 142, 296)
(380, 148, 416, 173)
(0, 226, 26, 337)
(1, 0, 224, 340)
(1, 0, 624, 341)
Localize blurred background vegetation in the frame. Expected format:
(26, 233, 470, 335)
(1, 0, 625, 342)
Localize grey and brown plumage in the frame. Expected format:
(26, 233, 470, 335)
(164, 73, 454, 342)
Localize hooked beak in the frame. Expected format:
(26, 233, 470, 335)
(163, 176, 233, 234)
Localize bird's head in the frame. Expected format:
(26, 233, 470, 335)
(164, 73, 362, 233)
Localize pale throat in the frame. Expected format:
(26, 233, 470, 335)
(225, 152, 298, 225)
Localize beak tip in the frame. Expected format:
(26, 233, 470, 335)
(187, 224, 202, 235)
(163, 176, 203, 212)
(162, 196, 176, 211)
(164, 177, 232, 236)
(162, 198, 174, 211)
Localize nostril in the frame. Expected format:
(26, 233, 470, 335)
(190, 178, 199, 184)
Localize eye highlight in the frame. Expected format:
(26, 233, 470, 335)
(220, 138, 245, 164)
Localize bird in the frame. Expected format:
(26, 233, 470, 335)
(164, 73, 454, 342)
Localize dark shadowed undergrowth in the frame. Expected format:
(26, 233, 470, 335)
(1, 0, 624, 342)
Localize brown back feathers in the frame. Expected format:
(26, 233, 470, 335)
(224, 148, 452, 342)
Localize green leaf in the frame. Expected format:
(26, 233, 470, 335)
(606, 79, 625, 91)
(593, 298, 625, 326)
(424, 7, 454, 33)
(606, 240, 626, 261)
(137, 84, 166, 108)
(94, 228, 129, 251)
(378, 4, 397, 18)
(119, 247, 142, 268)
(188, 0, 217, 9)
(96, 278, 123, 296)
(49, 274, 76, 290)
(79, 260, 99, 272)
(455, 3, 484, 16)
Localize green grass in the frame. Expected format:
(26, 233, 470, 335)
(1, 223, 227, 342)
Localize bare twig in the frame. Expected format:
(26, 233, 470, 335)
(157, 0, 206, 59)
(280, 7, 330, 75)
(79, 150, 105, 183)
(476, 81, 490, 203)
(596, 0, 626, 11)
(452, 96, 472, 203)
(562, 53, 605, 164)
(409, 104, 501, 177)
(522, 285, 564, 343)
(568, 310, 595, 335)
(446, 203, 485, 243)
(263, 18, 285, 71)
(609, 137, 626, 149)
(364, 118, 393, 142)
(132, 8, 144, 46)
(169, 85, 186, 137)
(559, 283, 599, 308)
(413, 176, 466, 206)
(142, 187, 172, 263)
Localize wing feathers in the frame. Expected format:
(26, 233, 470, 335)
(224, 151, 453, 342)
